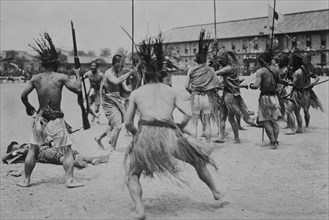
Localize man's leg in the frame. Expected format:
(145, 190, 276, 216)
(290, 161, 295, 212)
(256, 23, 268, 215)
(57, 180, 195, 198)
(17, 144, 39, 187)
(263, 121, 276, 147)
(303, 106, 311, 128)
(218, 105, 227, 143)
(203, 114, 212, 143)
(193, 164, 224, 200)
(272, 120, 280, 149)
(127, 166, 145, 220)
(227, 111, 240, 143)
(109, 127, 122, 151)
(190, 114, 199, 138)
(285, 101, 297, 134)
(95, 126, 111, 149)
(294, 107, 303, 133)
(62, 145, 84, 188)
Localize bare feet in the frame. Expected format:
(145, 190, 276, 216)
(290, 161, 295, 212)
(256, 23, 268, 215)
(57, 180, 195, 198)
(238, 126, 246, 130)
(213, 188, 229, 201)
(66, 180, 84, 188)
(108, 143, 115, 152)
(286, 129, 302, 135)
(94, 137, 105, 150)
(270, 141, 279, 150)
(131, 210, 146, 220)
(91, 155, 110, 165)
(213, 139, 224, 143)
(16, 180, 31, 187)
(234, 138, 241, 144)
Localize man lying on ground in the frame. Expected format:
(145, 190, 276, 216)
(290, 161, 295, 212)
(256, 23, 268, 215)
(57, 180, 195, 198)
(2, 141, 109, 171)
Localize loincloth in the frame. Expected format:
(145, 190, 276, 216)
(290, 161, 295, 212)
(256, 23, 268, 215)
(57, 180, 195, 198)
(191, 89, 221, 117)
(258, 93, 281, 122)
(30, 107, 71, 148)
(221, 92, 250, 121)
(101, 92, 125, 128)
(124, 119, 217, 181)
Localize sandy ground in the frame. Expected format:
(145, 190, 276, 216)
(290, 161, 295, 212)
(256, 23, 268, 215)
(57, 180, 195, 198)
(0, 76, 328, 220)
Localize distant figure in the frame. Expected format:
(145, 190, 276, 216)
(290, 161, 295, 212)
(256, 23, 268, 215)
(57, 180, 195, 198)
(84, 62, 103, 123)
(185, 30, 221, 143)
(285, 53, 323, 134)
(18, 33, 84, 188)
(250, 49, 288, 149)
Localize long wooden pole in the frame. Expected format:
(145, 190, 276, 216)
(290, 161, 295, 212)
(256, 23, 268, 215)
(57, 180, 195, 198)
(132, 0, 135, 56)
(213, 0, 217, 40)
(270, 0, 276, 48)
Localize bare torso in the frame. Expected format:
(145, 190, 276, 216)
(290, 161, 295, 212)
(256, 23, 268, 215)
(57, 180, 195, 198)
(85, 71, 103, 91)
(30, 72, 66, 111)
(102, 67, 127, 94)
(292, 68, 310, 89)
(259, 67, 279, 93)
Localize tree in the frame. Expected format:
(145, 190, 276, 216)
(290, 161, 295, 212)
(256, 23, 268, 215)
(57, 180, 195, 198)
(115, 47, 127, 56)
(100, 48, 111, 57)
(87, 50, 96, 57)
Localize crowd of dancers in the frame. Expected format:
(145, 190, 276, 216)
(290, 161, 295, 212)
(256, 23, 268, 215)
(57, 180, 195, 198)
(4, 29, 324, 219)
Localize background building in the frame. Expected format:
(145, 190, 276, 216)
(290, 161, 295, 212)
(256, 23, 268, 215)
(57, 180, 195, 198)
(163, 9, 329, 74)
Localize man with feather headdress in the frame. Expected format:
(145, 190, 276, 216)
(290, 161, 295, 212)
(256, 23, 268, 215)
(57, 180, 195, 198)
(285, 53, 323, 135)
(18, 33, 84, 188)
(215, 49, 255, 143)
(124, 33, 224, 220)
(249, 49, 284, 149)
(185, 29, 221, 143)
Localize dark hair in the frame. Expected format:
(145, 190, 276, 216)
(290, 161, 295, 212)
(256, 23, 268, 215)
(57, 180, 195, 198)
(112, 54, 122, 65)
(275, 53, 290, 68)
(6, 141, 18, 153)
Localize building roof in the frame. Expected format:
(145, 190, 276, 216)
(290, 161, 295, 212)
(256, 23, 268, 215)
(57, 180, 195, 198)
(163, 9, 329, 43)
(66, 56, 112, 64)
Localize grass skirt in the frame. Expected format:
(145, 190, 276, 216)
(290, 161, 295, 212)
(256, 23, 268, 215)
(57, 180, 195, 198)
(222, 92, 250, 121)
(289, 89, 323, 111)
(124, 121, 217, 181)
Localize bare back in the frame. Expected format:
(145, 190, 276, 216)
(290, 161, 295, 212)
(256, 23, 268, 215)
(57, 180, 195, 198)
(130, 83, 190, 122)
(25, 71, 79, 112)
(259, 67, 278, 93)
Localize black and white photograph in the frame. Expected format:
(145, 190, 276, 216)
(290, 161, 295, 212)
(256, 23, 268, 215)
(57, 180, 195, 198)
(1, 0, 328, 219)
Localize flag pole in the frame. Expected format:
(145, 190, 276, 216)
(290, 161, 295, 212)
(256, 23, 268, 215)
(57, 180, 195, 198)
(270, 0, 276, 48)
(213, 0, 217, 40)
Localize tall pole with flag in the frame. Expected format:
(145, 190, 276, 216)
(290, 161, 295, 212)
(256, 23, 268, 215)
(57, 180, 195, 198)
(213, 0, 217, 40)
(270, 0, 277, 48)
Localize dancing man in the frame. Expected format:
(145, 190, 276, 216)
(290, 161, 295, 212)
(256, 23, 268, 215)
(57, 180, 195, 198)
(285, 53, 323, 134)
(124, 34, 224, 220)
(94, 55, 138, 150)
(215, 49, 254, 143)
(249, 49, 285, 149)
(84, 62, 103, 123)
(18, 33, 84, 187)
(185, 30, 221, 142)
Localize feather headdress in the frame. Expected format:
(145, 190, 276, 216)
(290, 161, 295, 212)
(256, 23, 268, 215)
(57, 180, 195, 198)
(137, 32, 167, 81)
(29, 33, 59, 64)
(217, 49, 240, 67)
(289, 52, 315, 76)
(196, 29, 211, 63)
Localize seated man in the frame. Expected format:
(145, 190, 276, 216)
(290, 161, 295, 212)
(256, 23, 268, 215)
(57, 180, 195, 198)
(2, 141, 109, 169)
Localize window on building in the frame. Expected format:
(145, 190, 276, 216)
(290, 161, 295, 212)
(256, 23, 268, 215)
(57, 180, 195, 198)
(193, 47, 197, 54)
(254, 42, 258, 50)
(177, 49, 180, 54)
(231, 41, 235, 51)
(321, 34, 326, 48)
(321, 54, 326, 65)
(306, 35, 312, 48)
(242, 40, 248, 51)
(185, 48, 188, 54)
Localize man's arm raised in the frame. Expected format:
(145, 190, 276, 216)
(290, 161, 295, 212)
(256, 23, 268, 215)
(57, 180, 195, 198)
(63, 68, 82, 94)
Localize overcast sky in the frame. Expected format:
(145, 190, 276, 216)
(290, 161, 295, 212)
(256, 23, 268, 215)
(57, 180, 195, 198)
(1, 0, 328, 55)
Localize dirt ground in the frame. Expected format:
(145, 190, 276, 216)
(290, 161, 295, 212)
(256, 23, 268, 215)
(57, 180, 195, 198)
(0, 76, 328, 220)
